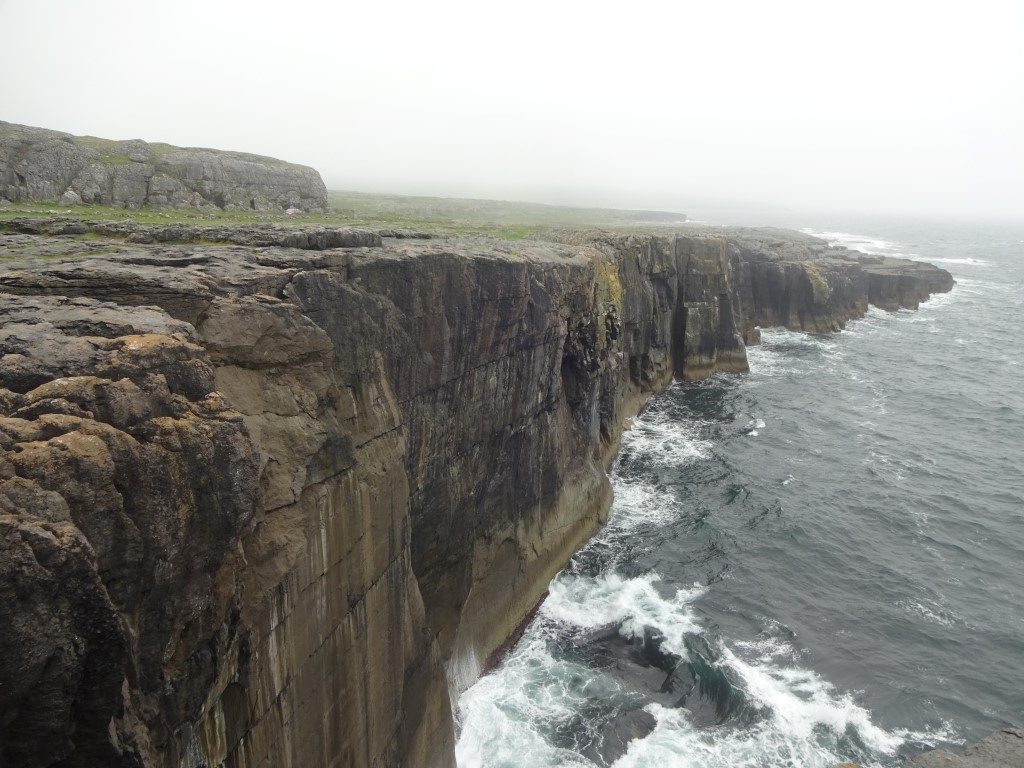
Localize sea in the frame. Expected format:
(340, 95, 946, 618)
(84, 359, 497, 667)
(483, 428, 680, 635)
(454, 215, 1024, 767)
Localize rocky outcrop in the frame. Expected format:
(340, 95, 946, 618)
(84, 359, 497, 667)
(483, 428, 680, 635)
(724, 227, 955, 332)
(0, 222, 953, 768)
(907, 727, 1024, 768)
(0, 122, 329, 212)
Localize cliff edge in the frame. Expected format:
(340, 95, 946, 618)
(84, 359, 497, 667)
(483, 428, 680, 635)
(0, 219, 953, 768)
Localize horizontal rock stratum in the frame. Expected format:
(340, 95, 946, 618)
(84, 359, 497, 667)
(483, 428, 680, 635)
(0, 122, 329, 212)
(0, 219, 953, 767)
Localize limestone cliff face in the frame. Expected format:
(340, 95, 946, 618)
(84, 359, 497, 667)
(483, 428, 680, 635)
(0, 122, 329, 212)
(726, 228, 954, 332)
(0, 222, 952, 768)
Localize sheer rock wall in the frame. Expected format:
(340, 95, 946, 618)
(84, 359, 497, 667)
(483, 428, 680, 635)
(0, 223, 952, 767)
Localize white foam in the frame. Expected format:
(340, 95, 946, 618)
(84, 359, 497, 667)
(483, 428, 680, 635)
(455, 382, 959, 768)
(926, 257, 989, 266)
(544, 573, 705, 656)
(611, 705, 958, 768)
(746, 418, 766, 437)
(733, 634, 798, 663)
(801, 228, 992, 274)
(609, 479, 680, 532)
(744, 344, 793, 378)
(620, 405, 711, 468)
(722, 645, 903, 753)
(455, 628, 603, 768)
(745, 327, 843, 379)
(607, 634, 952, 768)
(895, 599, 961, 628)
(458, 558, 935, 768)
(801, 229, 901, 256)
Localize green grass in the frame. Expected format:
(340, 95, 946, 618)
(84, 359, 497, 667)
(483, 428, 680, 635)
(328, 190, 688, 229)
(0, 190, 692, 241)
(0, 201, 542, 239)
(72, 136, 135, 165)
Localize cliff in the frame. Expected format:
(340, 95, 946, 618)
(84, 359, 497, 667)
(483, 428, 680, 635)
(0, 122, 329, 212)
(0, 219, 953, 768)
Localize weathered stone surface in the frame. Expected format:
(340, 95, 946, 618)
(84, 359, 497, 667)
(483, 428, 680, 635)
(0, 223, 953, 768)
(907, 727, 1024, 768)
(3, 216, 388, 249)
(0, 122, 329, 212)
(0, 296, 261, 767)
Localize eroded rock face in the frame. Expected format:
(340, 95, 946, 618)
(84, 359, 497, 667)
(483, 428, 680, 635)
(0, 122, 329, 212)
(0, 223, 953, 768)
(0, 296, 260, 767)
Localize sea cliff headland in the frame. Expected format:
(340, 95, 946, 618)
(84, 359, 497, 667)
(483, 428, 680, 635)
(0, 129, 956, 768)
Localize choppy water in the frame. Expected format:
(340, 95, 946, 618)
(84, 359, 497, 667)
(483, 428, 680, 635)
(455, 218, 1024, 768)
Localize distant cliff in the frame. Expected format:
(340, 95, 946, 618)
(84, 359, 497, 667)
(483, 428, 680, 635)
(0, 122, 329, 212)
(0, 219, 953, 768)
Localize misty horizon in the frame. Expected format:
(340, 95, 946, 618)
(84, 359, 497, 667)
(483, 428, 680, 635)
(2, 0, 1021, 223)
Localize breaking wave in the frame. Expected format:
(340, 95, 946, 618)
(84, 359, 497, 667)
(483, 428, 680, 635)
(455, 399, 951, 768)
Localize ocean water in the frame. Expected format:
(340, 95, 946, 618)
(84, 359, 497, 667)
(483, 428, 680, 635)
(455, 218, 1024, 768)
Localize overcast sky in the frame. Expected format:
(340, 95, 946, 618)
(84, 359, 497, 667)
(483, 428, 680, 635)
(2, 0, 1021, 220)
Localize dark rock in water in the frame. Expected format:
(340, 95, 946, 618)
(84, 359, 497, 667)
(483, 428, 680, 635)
(583, 708, 658, 766)
(660, 636, 752, 728)
(906, 727, 1024, 768)
(0, 221, 954, 768)
(0, 121, 329, 211)
(575, 621, 626, 647)
(640, 626, 680, 672)
(568, 620, 749, 730)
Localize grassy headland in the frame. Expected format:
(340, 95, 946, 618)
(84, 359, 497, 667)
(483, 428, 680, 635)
(0, 190, 688, 241)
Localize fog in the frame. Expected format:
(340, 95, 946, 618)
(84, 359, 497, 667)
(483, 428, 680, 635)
(2, 0, 1021, 220)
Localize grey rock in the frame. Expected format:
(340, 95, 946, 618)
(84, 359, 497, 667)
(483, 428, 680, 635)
(0, 121, 329, 211)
